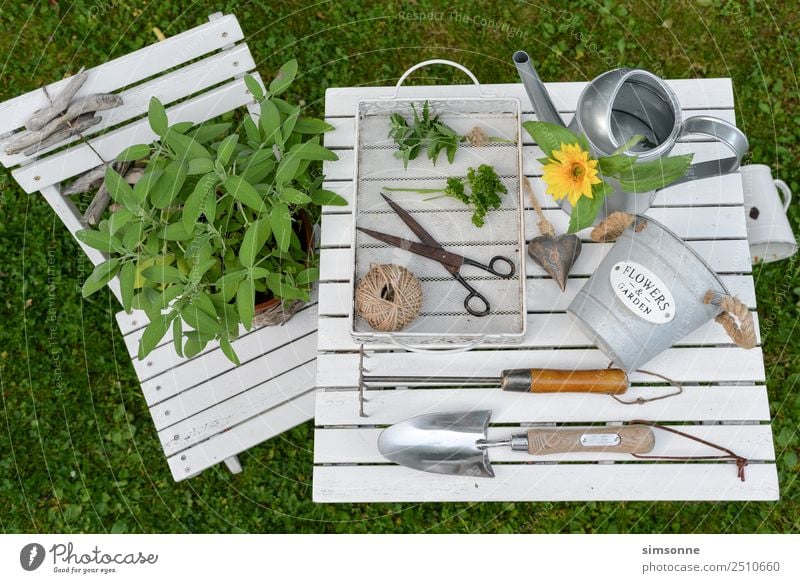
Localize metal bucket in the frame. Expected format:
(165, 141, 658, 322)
(567, 216, 729, 372)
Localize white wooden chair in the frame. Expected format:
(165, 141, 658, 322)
(0, 13, 317, 481)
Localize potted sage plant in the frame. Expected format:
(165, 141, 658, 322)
(76, 60, 346, 364)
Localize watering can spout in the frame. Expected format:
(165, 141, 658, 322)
(512, 51, 566, 127)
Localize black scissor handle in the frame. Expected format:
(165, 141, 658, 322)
(462, 255, 516, 278)
(454, 274, 491, 317)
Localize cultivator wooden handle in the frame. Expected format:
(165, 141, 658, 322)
(501, 368, 629, 395)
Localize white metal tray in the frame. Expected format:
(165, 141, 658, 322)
(349, 60, 527, 351)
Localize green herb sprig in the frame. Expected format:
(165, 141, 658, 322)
(386, 164, 506, 227)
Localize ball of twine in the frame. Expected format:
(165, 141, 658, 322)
(355, 264, 423, 332)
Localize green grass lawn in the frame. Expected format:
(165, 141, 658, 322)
(1, 0, 798, 533)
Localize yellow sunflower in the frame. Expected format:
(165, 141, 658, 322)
(542, 142, 602, 206)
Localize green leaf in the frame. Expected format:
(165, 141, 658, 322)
(598, 153, 637, 177)
(236, 278, 255, 330)
(104, 167, 134, 206)
(290, 141, 338, 161)
(187, 157, 216, 175)
(216, 134, 239, 166)
(270, 202, 292, 252)
(310, 189, 348, 207)
(279, 187, 311, 204)
(155, 284, 185, 309)
(119, 262, 135, 313)
(165, 129, 211, 160)
(223, 175, 267, 212)
(138, 313, 171, 359)
(82, 259, 120, 297)
(275, 154, 301, 186)
(158, 222, 194, 241)
(132, 169, 161, 206)
(142, 264, 184, 284)
(148, 98, 168, 137)
(151, 160, 188, 209)
(172, 317, 183, 358)
(522, 121, 581, 158)
(244, 74, 265, 101)
(189, 123, 232, 144)
(116, 144, 150, 162)
(296, 267, 319, 286)
(281, 108, 300, 142)
(240, 218, 271, 268)
(567, 182, 613, 233)
(215, 270, 247, 302)
(182, 173, 218, 232)
(107, 208, 133, 235)
(293, 117, 335, 134)
(269, 59, 298, 96)
(181, 302, 222, 335)
(243, 115, 261, 146)
(171, 122, 194, 134)
(615, 154, 693, 193)
(219, 336, 240, 365)
(612, 134, 646, 155)
(75, 229, 118, 253)
(259, 100, 281, 145)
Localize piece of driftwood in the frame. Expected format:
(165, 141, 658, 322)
(7, 93, 121, 155)
(26, 67, 88, 131)
(81, 162, 131, 226)
(62, 163, 112, 196)
(21, 114, 102, 156)
(123, 167, 144, 185)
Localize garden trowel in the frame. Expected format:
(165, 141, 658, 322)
(377, 410, 655, 478)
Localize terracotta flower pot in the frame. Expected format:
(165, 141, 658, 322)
(252, 210, 315, 327)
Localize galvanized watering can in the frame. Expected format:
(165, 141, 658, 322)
(512, 51, 749, 217)
(567, 215, 756, 373)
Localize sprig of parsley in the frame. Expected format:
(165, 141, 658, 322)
(385, 164, 506, 227)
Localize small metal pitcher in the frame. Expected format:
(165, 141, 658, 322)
(513, 51, 749, 217)
(567, 216, 729, 372)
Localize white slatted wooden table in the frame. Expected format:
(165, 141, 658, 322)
(313, 79, 779, 502)
(0, 14, 317, 481)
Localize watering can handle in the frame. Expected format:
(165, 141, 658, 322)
(676, 116, 749, 183)
(390, 59, 489, 99)
(386, 335, 485, 354)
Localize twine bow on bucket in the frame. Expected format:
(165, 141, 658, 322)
(590, 212, 757, 350)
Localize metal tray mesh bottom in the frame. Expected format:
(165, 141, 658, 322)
(352, 98, 526, 343)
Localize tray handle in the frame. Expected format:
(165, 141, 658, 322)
(389, 59, 491, 99)
(387, 335, 485, 354)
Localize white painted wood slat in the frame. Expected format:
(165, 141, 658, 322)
(315, 386, 770, 425)
(169, 388, 316, 481)
(313, 464, 778, 502)
(317, 347, 765, 388)
(1, 45, 256, 168)
(315, 424, 775, 464)
(0, 14, 244, 136)
(324, 78, 735, 116)
(13, 75, 261, 192)
(318, 274, 757, 315)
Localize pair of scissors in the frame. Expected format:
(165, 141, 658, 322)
(357, 193, 516, 317)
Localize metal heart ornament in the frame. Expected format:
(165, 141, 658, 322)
(527, 234, 582, 292)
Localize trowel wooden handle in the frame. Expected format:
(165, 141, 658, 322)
(501, 368, 628, 394)
(525, 425, 655, 455)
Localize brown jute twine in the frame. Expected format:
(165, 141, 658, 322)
(355, 264, 423, 332)
(522, 176, 556, 238)
(590, 211, 646, 242)
(704, 290, 757, 349)
(464, 126, 490, 147)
